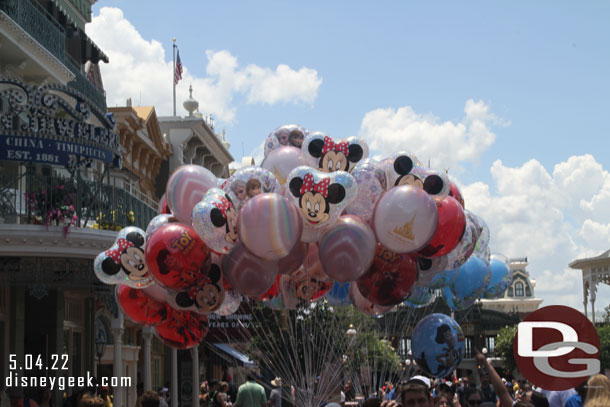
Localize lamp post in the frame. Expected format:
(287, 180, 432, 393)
(344, 324, 357, 404)
(95, 335, 106, 377)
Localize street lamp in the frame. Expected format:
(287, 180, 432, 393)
(95, 335, 106, 376)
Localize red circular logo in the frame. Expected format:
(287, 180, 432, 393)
(514, 305, 600, 390)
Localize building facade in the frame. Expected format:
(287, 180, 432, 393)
(569, 250, 610, 324)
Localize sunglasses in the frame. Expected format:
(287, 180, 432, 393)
(467, 400, 482, 406)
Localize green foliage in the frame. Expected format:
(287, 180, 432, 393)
(495, 325, 517, 374)
(596, 324, 610, 372)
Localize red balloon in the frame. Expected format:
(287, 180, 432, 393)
(116, 284, 168, 326)
(145, 223, 210, 290)
(417, 196, 466, 258)
(158, 194, 172, 214)
(356, 244, 418, 306)
(259, 274, 281, 301)
(154, 309, 208, 350)
(448, 182, 465, 208)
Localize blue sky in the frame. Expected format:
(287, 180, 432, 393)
(88, 1, 610, 311)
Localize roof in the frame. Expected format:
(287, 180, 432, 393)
(133, 106, 155, 121)
(569, 249, 610, 269)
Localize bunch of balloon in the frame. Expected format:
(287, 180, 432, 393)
(91, 124, 500, 358)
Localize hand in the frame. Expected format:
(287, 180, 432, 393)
(473, 347, 487, 369)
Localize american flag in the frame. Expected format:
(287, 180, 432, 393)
(174, 49, 183, 85)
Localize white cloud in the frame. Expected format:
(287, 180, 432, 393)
(87, 7, 322, 122)
(460, 154, 610, 308)
(358, 99, 498, 171)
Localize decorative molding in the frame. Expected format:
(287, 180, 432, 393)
(0, 11, 74, 84)
(0, 224, 116, 258)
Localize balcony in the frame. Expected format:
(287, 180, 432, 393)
(0, 165, 158, 233)
(0, 0, 107, 111)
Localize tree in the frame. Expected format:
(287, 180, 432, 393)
(495, 325, 517, 375)
(597, 324, 610, 373)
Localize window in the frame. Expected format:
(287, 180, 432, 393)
(486, 336, 495, 357)
(465, 337, 473, 358)
(515, 282, 524, 297)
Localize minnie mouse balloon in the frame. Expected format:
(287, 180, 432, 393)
(94, 227, 153, 288)
(145, 223, 210, 290)
(384, 152, 423, 188)
(192, 188, 238, 254)
(318, 215, 376, 282)
(222, 166, 280, 209)
(154, 309, 208, 350)
(417, 196, 466, 258)
(345, 159, 385, 221)
(261, 146, 309, 186)
(287, 166, 357, 230)
(167, 261, 225, 315)
(302, 133, 369, 173)
(372, 185, 438, 253)
(264, 125, 310, 157)
(280, 265, 333, 310)
(222, 243, 278, 297)
(116, 284, 167, 325)
(166, 165, 219, 224)
(356, 244, 418, 306)
(238, 193, 303, 260)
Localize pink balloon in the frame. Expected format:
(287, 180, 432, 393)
(260, 146, 309, 185)
(166, 165, 219, 224)
(278, 242, 308, 275)
(318, 215, 376, 282)
(238, 193, 303, 260)
(373, 185, 438, 253)
(222, 243, 278, 297)
(349, 284, 394, 316)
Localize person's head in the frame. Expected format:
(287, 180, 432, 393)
(271, 377, 282, 388)
(219, 382, 229, 393)
(463, 388, 483, 407)
(434, 393, 452, 407)
(461, 376, 469, 387)
(246, 178, 261, 198)
(78, 395, 94, 407)
(398, 380, 432, 407)
(585, 374, 610, 407)
(231, 180, 247, 201)
(246, 371, 257, 381)
(158, 387, 169, 399)
(480, 372, 489, 386)
(529, 391, 549, 407)
(288, 130, 304, 147)
(362, 398, 382, 407)
(99, 387, 109, 397)
(142, 391, 160, 407)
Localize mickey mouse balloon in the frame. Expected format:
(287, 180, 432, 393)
(94, 227, 153, 288)
(287, 166, 357, 230)
(192, 188, 239, 254)
(302, 133, 368, 172)
(167, 260, 225, 315)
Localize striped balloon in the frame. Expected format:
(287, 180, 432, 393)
(238, 193, 303, 260)
(166, 165, 218, 224)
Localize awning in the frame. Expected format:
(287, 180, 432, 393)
(211, 343, 257, 368)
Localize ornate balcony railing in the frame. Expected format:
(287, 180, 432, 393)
(0, 0, 107, 112)
(0, 165, 157, 232)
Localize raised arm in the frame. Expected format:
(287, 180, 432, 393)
(474, 348, 512, 407)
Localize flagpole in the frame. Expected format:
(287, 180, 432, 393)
(172, 38, 176, 116)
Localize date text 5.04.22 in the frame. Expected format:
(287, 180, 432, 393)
(9, 354, 69, 371)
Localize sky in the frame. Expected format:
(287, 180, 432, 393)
(87, 1, 610, 313)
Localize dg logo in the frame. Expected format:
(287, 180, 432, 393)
(514, 305, 600, 391)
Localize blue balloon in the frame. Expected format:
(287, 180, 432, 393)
(427, 267, 459, 289)
(403, 285, 434, 308)
(443, 256, 491, 310)
(412, 313, 465, 378)
(325, 282, 351, 306)
(483, 258, 512, 299)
